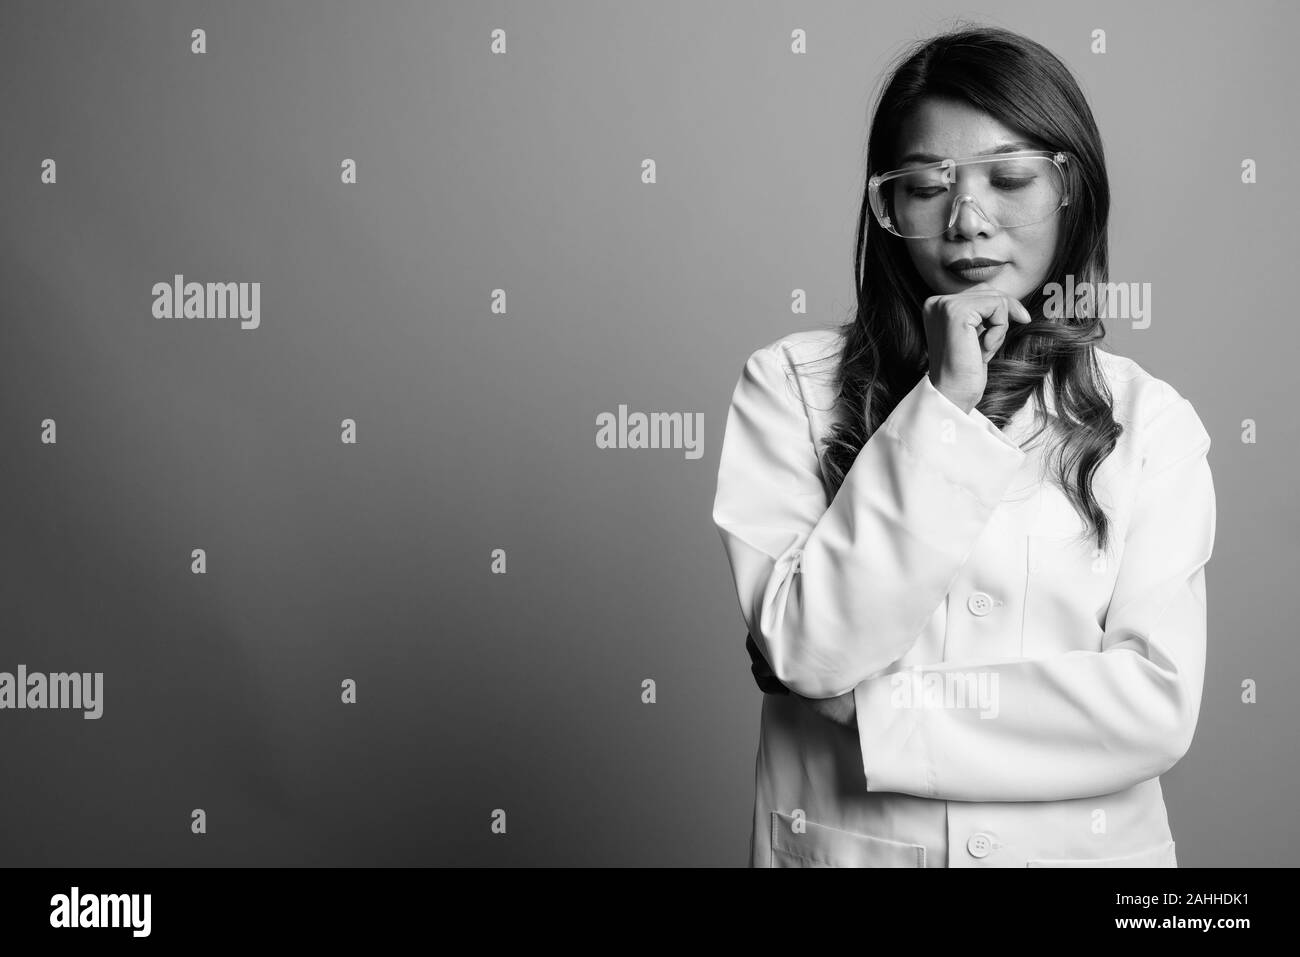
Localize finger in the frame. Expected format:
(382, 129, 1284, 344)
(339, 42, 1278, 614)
(963, 292, 1015, 326)
(984, 295, 1009, 331)
(981, 322, 1009, 362)
(980, 299, 1009, 362)
(957, 283, 1031, 324)
(955, 295, 1004, 330)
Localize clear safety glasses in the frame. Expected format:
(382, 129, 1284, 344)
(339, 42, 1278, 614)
(868, 150, 1070, 239)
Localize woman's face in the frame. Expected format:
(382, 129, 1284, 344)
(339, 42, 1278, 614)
(893, 97, 1060, 300)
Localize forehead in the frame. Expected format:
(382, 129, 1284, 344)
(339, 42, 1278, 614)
(895, 97, 1027, 161)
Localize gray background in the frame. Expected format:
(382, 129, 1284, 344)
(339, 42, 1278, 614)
(1, 0, 1295, 866)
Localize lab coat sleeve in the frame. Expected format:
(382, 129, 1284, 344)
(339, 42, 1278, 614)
(711, 343, 1027, 698)
(853, 395, 1215, 801)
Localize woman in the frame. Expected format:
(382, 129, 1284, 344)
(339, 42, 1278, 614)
(711, 26, 1215, 867)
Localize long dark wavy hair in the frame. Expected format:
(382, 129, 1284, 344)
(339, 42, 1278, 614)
(818, 25, 1121, 552)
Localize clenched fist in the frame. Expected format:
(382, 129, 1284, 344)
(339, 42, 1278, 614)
(923, 281, 1031, 414)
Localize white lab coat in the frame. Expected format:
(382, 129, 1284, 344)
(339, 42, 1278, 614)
(712, 328, 1215, 867)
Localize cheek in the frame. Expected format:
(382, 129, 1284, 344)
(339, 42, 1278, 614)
(1011, 225, 1059, 288)
(905, 240, 946, 279)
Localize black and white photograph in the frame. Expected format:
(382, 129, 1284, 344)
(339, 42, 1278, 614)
(0, 0, 1290, 938)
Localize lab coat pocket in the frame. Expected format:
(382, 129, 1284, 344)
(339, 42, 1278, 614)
(1027, 840, 1177, 868)
(769, 811, 926, 867)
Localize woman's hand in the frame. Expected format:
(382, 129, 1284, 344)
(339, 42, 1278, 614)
(923, 281, 1031, 413)
(794, 688, 857, 727)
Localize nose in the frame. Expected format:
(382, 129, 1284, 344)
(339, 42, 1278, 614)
(946, 193, 997, 240)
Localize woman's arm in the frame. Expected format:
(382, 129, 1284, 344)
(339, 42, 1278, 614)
(712, 343, 1027, 699)
(744, 631, 791, 695)
(798, 686, 857, 724)
(849, 396, 1215, 802)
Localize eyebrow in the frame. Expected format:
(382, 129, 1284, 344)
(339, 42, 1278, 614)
(895, 141, 1039, 165)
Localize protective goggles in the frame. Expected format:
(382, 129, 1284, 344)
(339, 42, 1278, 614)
(868, 150, 1070, 239)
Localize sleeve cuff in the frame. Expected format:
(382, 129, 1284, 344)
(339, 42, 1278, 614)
(854, 673, 935, 797)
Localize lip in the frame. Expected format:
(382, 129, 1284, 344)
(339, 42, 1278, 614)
(945, 258, 1007, 282)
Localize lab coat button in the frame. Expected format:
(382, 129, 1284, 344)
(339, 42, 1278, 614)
(967, 833, 993, 858)
(966, 592, 993, 616)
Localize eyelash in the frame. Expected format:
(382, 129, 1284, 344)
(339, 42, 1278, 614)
(905, 176, 1035, 198)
